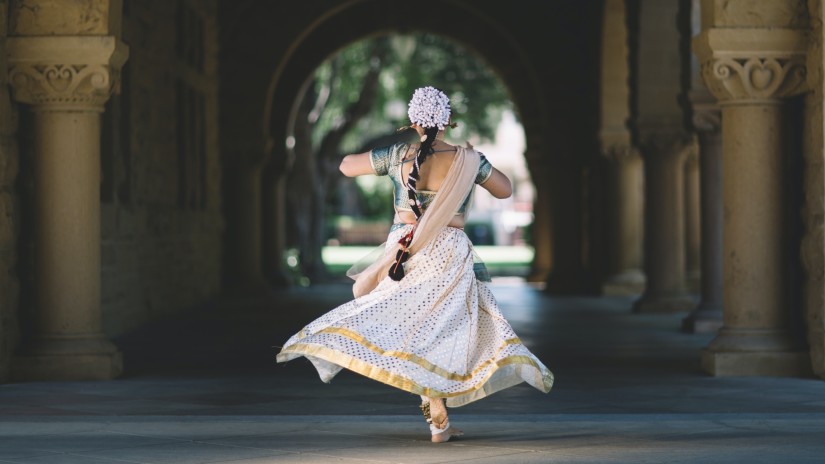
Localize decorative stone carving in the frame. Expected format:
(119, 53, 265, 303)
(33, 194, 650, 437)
(599, 127, 635, 163)
(9, 64, 115, 110)
(5, 36, 128, 111)
(690, 89, 722, 133)
(602, 143, 635, 163)
(703, 56, 807, 102)
(694, 28, 809, 103)
(638, 131, 692, 160)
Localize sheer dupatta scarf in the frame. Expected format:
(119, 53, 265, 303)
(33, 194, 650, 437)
(348, 146, 482, 298)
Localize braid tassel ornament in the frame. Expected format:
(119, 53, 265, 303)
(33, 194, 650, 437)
(389, 227, 415, 281)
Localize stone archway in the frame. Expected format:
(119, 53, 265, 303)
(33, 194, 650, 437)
(220, 0, 563, 290)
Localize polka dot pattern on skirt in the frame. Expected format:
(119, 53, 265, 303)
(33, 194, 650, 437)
(277, 225, 554, 407)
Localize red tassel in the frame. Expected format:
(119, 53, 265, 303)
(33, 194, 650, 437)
(390, 227, 416, 281)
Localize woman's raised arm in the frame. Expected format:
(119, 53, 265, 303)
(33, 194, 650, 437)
(339, 151, 375, 177)
(479, 167, 512, 199)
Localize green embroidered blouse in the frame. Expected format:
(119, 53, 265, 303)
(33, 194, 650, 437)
(370, 142, 493, 215)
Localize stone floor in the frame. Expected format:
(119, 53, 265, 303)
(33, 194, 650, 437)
(1, 281, 824, 463)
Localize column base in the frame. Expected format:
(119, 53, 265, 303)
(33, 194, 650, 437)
(633, 293, 696, 313)
(602, 269, 646, 296)
(701, 349, 811, 377)
(808, 327, 825, 379)
(682, 303, 723, 333)
(11, 335, 123, 381)
(701, 327, 812, 377)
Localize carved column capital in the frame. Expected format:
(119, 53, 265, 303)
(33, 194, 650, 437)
(689, 88, 722, 134)
(694, 28, 809, 104)
(599, 128, 638, 163)
(692, 102, 722, 133)
(6, 36, 128, 112)
(684, 136, 700, 167)
(636, 127, 692, 161)
(602, 144, 639, 164)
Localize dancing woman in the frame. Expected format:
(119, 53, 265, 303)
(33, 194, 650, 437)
(277, 87, 553, 443)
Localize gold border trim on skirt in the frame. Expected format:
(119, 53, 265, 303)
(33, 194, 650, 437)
(279, 341, 551, 399)
(301, 326, 522, 382)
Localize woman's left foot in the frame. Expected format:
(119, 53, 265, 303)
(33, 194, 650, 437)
(428, 397, 448, 429)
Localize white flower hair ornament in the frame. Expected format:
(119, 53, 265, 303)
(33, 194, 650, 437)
(407, 86, 452, 133)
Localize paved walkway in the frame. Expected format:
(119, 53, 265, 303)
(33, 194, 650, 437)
(1, 281, 824, 463)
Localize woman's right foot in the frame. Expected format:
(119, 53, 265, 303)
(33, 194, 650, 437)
(431, 426, 464, 443)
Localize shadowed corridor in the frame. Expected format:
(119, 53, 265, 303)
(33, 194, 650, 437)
(4, 283, 821, 416)
(1, 283, 824, 463)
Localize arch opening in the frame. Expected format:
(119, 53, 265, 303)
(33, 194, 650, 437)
(277, 32, 535, 284)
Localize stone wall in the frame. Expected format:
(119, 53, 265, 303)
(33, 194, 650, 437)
(0, 0, 20, 382)
(99, 0, 222, 337)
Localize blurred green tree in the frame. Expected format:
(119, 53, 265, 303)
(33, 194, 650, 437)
(286, 33, 511, 281)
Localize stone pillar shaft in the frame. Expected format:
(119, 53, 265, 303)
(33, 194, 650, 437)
(701, 101, 809, 374)
(32, 112, 102, 335)
(263, 172, 292, 286)
(697, 130, 724, 310)
(683, 128, 724, 333)
(634, 141, 695, 312)
(237, 166, 263, 282)
(684, 148, 701, 291)
(647, 152, 684, 292)
(720, 103, 786, 329)
(603, 151, 645, 295)
(225, 164, 270, 292)
(546, 159, 589, 294)
(529, 184, 553, 283)
(522, 148, 552, 283)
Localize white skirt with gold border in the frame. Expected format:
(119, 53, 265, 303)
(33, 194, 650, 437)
(276, 225, 554, 407)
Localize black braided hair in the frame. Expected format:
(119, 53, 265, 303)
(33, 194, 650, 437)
(388, 125, 440, 281)
(405, 126, 439, 219)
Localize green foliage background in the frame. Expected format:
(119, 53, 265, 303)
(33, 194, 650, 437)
(311, 33, 512, 155)
(309, 33, 513, 219)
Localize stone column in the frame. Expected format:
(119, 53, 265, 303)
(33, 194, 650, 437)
(224, 161, 272, 293)
(262, 159, 292, 286)
(695, 25, 811, 375)
(525, 145, 553, 283)
(683, 143, 701, 291)
(546, 156, 589, 294)
(6, 36, 128, 380)
(599, 0, 645, 295)
(630, 0, 695, 312)
(602, 145, 645, 295)
(633, 134, 695, 312)
(682, 99, 724, 333)
(801, 0, 825, 380)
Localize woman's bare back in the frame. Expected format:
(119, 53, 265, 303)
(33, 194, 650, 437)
(397, 143, 465, 227)
(400, 143, 457, 191)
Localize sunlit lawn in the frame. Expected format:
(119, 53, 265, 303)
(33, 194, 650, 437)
(322, 245, 534, 276)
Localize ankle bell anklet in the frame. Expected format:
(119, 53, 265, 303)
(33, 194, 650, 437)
(419, 401, 432, 424)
